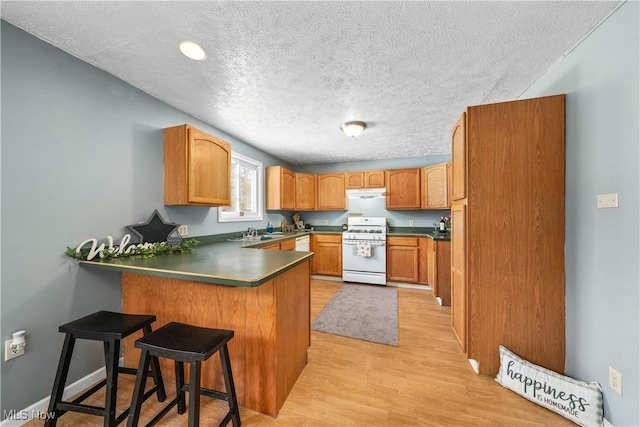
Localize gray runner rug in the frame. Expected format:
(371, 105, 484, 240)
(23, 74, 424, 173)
(311, 284, 399, 346)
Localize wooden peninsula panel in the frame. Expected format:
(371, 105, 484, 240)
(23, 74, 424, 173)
(121, 261, 310, 417)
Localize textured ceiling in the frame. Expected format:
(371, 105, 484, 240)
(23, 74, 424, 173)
(1, 1, 619, 165)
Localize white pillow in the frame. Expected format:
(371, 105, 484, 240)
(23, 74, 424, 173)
(495, 345, 603, 427)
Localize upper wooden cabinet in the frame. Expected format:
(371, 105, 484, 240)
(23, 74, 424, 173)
(295, 173, 316, 211)
(451, 112, 466, 201)
(316, 173, 346, 210)
(346, 170, 385, 189)
(450, 95, 566, 375)
(421, 163, 449, 209)
(365, 170, 385, 188)
(385, 168, 421, 210)
(345, 172, 364, 189)
(266, 166, 295, 210)
(164, 124, 231, 206)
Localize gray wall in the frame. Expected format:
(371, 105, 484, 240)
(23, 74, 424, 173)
(520, 2, 639, 425)
(0, 21, 294, 416)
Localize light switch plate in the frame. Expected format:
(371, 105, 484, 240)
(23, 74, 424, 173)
(597, 193, 618, 208)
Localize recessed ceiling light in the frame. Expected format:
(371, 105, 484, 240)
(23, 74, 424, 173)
(341, 121, 367, 137)
(179, 40, 207, 61)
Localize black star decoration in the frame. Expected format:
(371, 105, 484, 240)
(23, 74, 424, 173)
(127, 210, 180, 244)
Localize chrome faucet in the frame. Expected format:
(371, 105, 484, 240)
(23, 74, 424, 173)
(247, 227, 258, 237)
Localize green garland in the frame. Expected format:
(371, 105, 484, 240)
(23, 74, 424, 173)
(66, 239, 199, 260)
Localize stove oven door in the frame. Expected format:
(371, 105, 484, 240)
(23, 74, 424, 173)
(342, 240, 387, 274)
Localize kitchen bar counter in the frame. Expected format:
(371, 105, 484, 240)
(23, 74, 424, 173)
(80, 235, 313, 287)
(81, 234, 312, 417)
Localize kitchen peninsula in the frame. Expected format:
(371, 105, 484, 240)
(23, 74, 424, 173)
(80, 237, 313, 417)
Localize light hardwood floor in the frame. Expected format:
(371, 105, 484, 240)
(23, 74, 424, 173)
(27, 279, 572, 426)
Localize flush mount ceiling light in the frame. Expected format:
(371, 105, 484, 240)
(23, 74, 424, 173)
(340, 121, 367, 138)
(179, 40, 207, 61)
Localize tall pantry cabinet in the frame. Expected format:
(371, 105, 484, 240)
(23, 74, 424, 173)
(450, 95, 566, 376)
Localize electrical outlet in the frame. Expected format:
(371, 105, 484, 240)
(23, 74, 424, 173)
(178, 225, 188, 236)
(608, 366, 622, 395)
(409, 220, 415, 227)
(4, 339, 24, 361)
(324, 220, 329, 225)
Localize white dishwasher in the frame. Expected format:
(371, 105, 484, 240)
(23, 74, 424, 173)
(295, 235, 310, 251)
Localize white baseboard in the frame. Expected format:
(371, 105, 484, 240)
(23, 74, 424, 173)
(1, 359, 121, 426)
(386, 282, 432, 291)
(310, 275, 343, 282)
(468, 358, 480, 374)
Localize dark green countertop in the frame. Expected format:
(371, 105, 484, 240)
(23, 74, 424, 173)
(80, 234, 313, 288)
(79, 227, 450, 287)
(388, 227, 451, 241)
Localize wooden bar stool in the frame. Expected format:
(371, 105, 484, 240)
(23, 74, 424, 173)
(46, 311, 166, 427)
(126, 322, 241, 427)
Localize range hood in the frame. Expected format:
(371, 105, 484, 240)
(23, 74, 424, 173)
(346, 188, 386, 199)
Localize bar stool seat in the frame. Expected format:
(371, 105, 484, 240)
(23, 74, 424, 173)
(127, 322, 241, 427)
(46, 311, 166, 427)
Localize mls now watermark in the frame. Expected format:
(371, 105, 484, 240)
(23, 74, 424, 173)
(3, 409, 55, 421)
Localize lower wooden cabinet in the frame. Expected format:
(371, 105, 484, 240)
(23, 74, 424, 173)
(426, 238, 451, 306)
(279, 239, 296, 251)
(260, 242, 281, 250)
(310, 234, 342, 276)
(386, 237, 420, 283)
(260, 238, 297, 251)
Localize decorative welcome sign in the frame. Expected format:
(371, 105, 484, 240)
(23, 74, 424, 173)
(495, 345, 604, 427)
(66, 210, 197, 261)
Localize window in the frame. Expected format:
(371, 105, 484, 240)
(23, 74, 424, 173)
(218, 152, 263, 222)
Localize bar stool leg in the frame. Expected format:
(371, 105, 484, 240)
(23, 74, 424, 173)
(143, 325, 166, 402)
(126, 349, 151, 427)
(188, 361, 201, 427)
(45, 334, 76, 427)
(104, 339, 121, 427)
(175, 361, 186, 414)
(220, 345, 241, 427)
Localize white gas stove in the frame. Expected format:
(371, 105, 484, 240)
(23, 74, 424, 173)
(342, 217, 387, 285)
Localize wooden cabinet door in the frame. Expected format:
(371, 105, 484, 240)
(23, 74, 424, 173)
(266, 166, 295, 210)
(446, 161, 452, 208)
(385, 168, 421, 210)
(295, 173, 316, 210)
(418, 238, 428, 285)
(450, 203, 466, 352)
(345, 172, 364, 189)
(386, 237, 419, 283)
(261, 242, 281, 250)
(316, 173, 346, 210)
(164, 124, 231, 206)
(421, 163, 448, 209)
(364, 170, 385, 188)
(279, 239, 296, 251)
(311, 234, 342, 276)
(451, 112, 466, 201)
(426, 238, 437, 288)
(436, 241, 451, 306)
